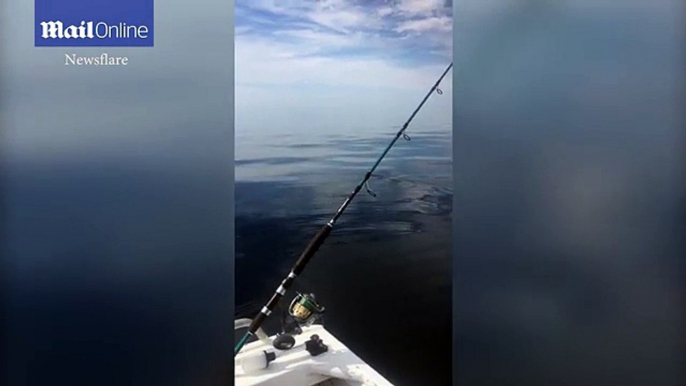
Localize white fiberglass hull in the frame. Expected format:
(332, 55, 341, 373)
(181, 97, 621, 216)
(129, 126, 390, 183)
(235, 325, 394, 386)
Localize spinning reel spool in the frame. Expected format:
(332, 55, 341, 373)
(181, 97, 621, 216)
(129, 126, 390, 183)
(289, 293, 325, 326)
(273, 293, 325, 351)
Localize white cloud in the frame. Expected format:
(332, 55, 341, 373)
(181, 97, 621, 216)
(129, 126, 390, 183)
(235, 36, 449, 90)
(235, 25, 252, 34)
(237, 0, 452, 36)
(236, 1, 452, 59)
(235, 0, 453, 87)
(377, 6, 395, 18)
(396, 15, 452, 33)
(239, 0, 383, 33)
(308, 8, 376, 33)
(396, 0, 447, 16)
(273, 28, 361, 47)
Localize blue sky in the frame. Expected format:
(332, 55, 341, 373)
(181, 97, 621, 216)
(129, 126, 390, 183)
(235, 0, 454, 138)
(236, 0, 452, 66)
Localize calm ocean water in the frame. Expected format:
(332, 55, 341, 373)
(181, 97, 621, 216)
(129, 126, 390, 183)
(235, 126, 452, 385)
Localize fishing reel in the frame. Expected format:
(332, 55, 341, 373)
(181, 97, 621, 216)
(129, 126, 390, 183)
(273, 293, 325, 351)
(289, 293, 325, 326)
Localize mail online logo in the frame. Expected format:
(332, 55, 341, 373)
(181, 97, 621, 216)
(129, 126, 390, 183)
(35, 0, 154, 47)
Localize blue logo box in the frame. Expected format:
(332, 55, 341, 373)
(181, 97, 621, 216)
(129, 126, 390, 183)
(35, 0, 154, 47)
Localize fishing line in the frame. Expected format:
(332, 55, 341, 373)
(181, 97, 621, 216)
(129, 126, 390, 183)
(235, 62, 453, 357)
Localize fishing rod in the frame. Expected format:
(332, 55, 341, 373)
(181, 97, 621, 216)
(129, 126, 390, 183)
(235, 62, 453, 357)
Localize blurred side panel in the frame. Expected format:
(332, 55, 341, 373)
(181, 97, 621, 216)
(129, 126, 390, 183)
(453, 0, 685, 385)
(0, 1, 234, 385)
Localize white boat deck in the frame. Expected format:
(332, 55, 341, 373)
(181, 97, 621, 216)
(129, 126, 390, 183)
(235, 325, 394, 386)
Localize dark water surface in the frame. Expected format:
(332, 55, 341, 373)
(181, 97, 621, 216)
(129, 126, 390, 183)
(453, 1, 685, 385)
(235, 127, 452, 385)
(2, 159, 234, 385)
